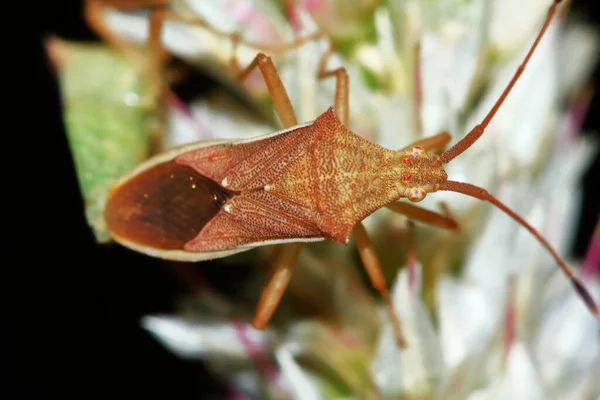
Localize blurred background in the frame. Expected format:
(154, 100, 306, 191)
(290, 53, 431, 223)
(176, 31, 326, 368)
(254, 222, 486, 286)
(40, 0, 598, 397)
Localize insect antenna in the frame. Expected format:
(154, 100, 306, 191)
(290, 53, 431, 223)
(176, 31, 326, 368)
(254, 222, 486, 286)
(439, 0, 563, 164)
(438, 180, 599, 318)
(433, 0, 599, 316)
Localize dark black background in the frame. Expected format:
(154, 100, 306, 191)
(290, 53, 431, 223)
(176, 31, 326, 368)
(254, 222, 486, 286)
(37, 1, 598, 398)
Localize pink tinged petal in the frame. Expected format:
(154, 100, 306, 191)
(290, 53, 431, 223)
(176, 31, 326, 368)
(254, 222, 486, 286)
(227, 1, 255, 23)
(408, 249, 417, 294)
(303, 0, 322, 12)
(503, 279, 517, 363)
(581, 230, 600, 280)
(372, 264, 447, 397)
(566, 87, 593, 139)
(284, 3, 300, 32)
(233, 321, 280, 387)
(141, 316, 273, 361)
(166, 93, 215, 148)
(225, 0, 282, 45)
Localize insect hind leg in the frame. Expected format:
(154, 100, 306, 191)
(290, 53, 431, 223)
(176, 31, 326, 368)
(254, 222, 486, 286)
(229, 46, 317, 330)
(251, 243, 303, 330)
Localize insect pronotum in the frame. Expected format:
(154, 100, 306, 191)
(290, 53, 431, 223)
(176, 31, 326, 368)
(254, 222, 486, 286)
(101, 0, 599, 347)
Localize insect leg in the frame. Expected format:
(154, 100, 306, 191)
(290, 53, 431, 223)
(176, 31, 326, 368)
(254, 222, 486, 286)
(84, 0, 170, 98)
(251, 243, 303, 330)
(316, 45, 349, 125)
(385, 201, 460, 231)
(84, 0, 177, 146)
(233, 53, 299, 127)
(353, 222, 407, 347)
(401, 131, 452, 153)
(84, 0, 166, 61)
(229, 48, 311, 330)
(137, 5, 322, 132)
(145, 4, 323, 92)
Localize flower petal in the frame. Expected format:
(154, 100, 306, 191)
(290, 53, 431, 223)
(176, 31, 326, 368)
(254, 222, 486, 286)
(372, 263, 447, 397)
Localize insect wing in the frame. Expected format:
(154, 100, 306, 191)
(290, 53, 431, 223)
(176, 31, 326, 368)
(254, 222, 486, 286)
(176, 124, 324, 251)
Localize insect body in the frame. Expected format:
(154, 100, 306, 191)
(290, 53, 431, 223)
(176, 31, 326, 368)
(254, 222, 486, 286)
(106, 107, 447, 256)
(103, 0, 599, 345)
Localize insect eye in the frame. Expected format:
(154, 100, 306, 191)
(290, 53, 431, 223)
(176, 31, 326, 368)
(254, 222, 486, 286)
(406, 187, 426, 202)
(411, 146, 425, 157)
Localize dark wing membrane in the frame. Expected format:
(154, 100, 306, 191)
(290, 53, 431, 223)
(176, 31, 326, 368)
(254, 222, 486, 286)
(105, 160, 234, 250)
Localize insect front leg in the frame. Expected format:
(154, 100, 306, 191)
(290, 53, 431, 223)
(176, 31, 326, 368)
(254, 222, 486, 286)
(233, 53, 299, 128)
(401, 131, 452, 153)
(393, 131, 461, 228)
(385, 201, 460, 231)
